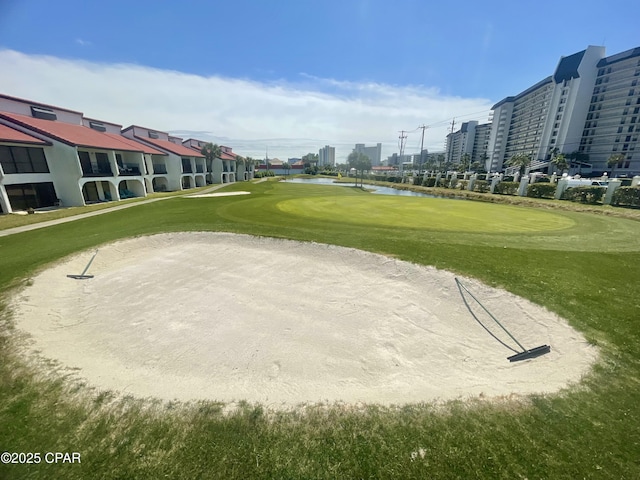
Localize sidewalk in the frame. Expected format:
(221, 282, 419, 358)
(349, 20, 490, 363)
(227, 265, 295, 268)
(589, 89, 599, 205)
(0, 183, 232, 238)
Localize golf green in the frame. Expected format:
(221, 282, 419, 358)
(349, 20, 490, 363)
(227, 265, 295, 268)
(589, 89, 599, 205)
(277, 195, 576, 233)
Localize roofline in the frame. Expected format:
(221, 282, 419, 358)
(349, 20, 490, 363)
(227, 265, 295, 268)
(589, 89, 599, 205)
(0, 113, 161, 153)
(122, 124, 168, 136)
(0, 93, 84, 115)
(491, 76, 553, 109)
(132, 134, 204, 157)
(83, 117, 123, 128)
(0, 112, 76, 147)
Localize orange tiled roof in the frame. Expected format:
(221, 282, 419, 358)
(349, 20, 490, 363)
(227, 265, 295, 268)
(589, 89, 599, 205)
(137, 136, 205, 158)
(0, 112, 164, 154)
(0, 123, 49, 145)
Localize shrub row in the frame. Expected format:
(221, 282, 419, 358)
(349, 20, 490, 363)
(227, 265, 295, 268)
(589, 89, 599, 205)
(561, 186, 605, 204)
(527, 183, 556, 199)
(493, 181, 519, 195)
(611, 186, 640, 207)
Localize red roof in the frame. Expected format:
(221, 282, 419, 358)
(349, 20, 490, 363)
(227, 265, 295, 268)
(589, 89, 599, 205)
(104, 133, 164, 155)
(137, 136, 204, 158)
(0, 123, 49, 145)
(0, 112, 164, 154)
(220, 151, 236, 161)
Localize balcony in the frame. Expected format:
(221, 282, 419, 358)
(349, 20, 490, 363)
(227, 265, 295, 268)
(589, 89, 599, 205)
(82, 166, 113, 177)
(196, 165, 204, 173)
(117, 164, 141, 176)
(153, 164, 168, 174)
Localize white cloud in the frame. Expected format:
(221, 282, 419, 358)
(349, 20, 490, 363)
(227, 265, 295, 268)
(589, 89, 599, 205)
(0, 49, 493, 161)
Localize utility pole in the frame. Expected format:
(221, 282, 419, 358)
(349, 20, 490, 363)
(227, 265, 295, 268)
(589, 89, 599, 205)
(450, 118, 456, 134)
(398, 130, 408, 175)
(418, 124, 428, 176)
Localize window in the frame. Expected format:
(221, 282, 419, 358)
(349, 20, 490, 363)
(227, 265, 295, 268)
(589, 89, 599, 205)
(89, 121, 106, 132)
(0, 146, 49, 174)
(95, 152, 111, 174)
(5, 182, 57, 210)
(148, 131, 159, 139)
(30, 106, 57, 121)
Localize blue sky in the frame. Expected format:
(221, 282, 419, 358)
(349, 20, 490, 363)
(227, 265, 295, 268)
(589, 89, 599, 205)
(0, 0, 638, 161)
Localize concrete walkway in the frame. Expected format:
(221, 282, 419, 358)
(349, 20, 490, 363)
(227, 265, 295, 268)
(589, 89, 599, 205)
(0, 183, 234, 238)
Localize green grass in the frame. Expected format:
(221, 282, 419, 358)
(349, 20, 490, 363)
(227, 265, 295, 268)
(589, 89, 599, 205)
(277, 194, 576, 232)
(2, 179, 640, 479)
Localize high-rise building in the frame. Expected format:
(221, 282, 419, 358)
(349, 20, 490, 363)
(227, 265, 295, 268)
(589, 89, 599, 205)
(446, 121, 492, 169)
(485, 45, 640, 176)
(318, 145, 335, 166)
(579, 47, 640, 175)
(353, 143, 382, 166)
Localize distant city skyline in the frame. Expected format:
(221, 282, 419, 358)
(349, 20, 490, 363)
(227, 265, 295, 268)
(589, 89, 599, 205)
(0, 1, 637, 161)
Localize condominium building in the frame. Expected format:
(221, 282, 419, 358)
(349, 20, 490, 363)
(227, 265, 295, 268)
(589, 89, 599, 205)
(318, 145, 335, 167)
(353, 143, 382, 166)
(485, 45, 640, 176)
(579, 47, 640, 174)
(445, 121, 491, 169)
(0, 94, 238, 214)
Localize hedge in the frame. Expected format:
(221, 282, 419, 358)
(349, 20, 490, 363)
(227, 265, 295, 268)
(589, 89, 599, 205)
(422, 177, 437, 187)
(493, 181, 519, 195)
(474, 180, 490, 193)
(527, 183, 557, 199)
(561, 186, 605, 204)
(611, 186, 640, 207)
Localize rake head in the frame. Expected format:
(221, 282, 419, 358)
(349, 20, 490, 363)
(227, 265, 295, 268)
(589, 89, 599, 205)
(507, 344, 551, 362)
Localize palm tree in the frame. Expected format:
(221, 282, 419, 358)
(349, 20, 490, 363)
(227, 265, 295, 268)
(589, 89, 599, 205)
(551, 153, 569, 175)
(607, 153, 625, 179)
(282, 162, 291, 177)
(200, 143, 221, 173)
(244, 156, 256, 179)
(461, 153, 471, 172)
(347, 152, 371, 187)
(507, 153, 532, 177)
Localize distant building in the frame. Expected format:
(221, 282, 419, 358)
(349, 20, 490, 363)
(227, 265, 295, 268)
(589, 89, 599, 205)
(318, 146, 335, 167)
(446, 121, 491, 170)
(353, 143, 382, 166)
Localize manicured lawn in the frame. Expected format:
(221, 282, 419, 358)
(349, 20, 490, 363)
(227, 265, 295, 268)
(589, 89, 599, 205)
(1, 179, 640, 479)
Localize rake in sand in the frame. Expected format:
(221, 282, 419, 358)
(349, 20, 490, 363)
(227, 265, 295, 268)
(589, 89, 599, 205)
(455, 277, 551, 362)
(67, 250, 99, 280)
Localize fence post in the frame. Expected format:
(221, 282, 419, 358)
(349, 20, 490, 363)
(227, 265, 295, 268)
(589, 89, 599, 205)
(603, 180, 622, 205)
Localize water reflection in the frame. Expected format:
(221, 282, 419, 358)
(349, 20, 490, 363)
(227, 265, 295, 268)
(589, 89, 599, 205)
(286, 177, 437, 198)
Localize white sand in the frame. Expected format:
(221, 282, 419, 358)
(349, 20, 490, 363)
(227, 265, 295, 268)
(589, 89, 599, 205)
(186, 191, 251, 198)
(11, 232, 597, 409)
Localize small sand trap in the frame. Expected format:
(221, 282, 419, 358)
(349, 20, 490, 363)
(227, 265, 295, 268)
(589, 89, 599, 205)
(187, 191, 251, 198)
(11, 232, 597, 408)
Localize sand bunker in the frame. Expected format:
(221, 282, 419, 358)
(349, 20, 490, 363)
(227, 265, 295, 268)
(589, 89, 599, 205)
(12, 232, 597, 408)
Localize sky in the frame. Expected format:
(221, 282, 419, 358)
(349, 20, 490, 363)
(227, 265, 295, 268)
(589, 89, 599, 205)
(0, 0, 638, 162)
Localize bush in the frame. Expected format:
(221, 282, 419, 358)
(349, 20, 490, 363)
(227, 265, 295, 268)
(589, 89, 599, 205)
(412, 177, 422, 186)
(561, 186, 605, 204)
(611, 186, 640, 207)
(474, 180, 490, 193)
(449, 177, 458, 189)
(458, 180, 469, 190)
(422, 177, 437, 187)
(527, 183, 557, 198)
(492, 181, 519, 195)
(535, 177, 551, 183)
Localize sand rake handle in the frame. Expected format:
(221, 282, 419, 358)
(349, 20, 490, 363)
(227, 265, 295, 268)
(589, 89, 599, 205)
(455, 277, 527, 352)
(67, 250, 99, 279)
